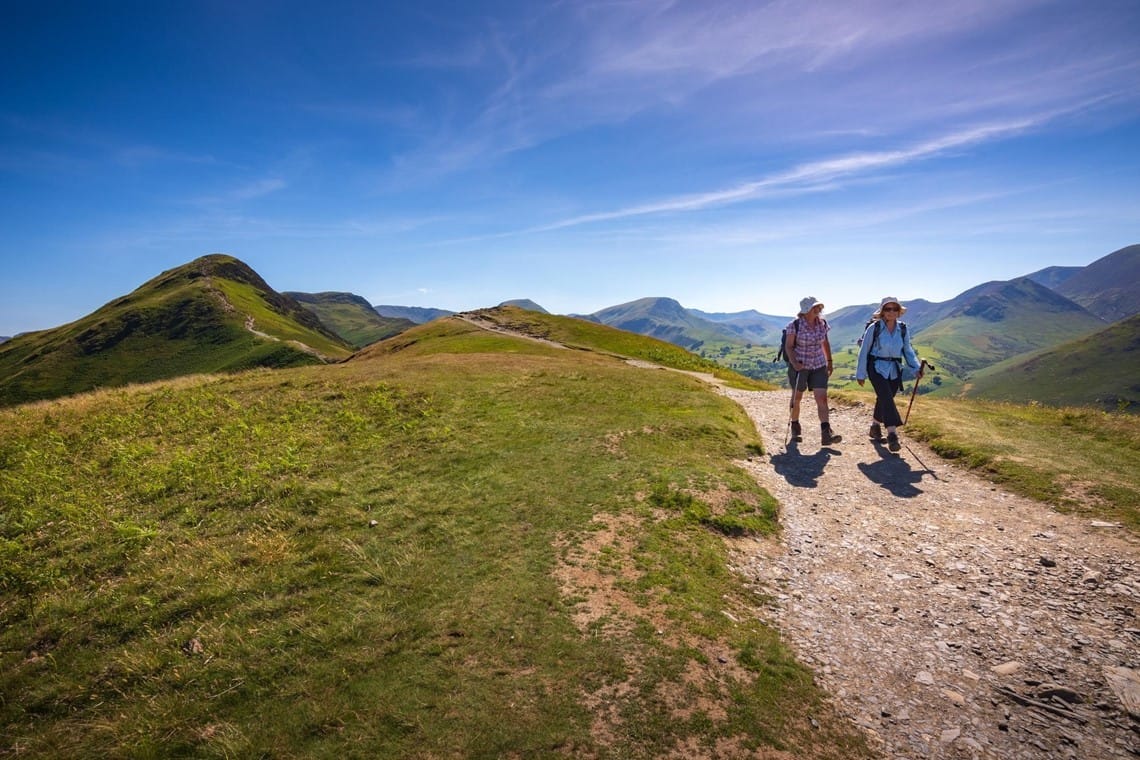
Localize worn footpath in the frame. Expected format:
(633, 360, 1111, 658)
(723, 389, 1140, 760)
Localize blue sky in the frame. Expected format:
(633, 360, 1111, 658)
(2, 1, 1139, 336)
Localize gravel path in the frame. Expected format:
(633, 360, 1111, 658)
(723, 389, 1140, 759)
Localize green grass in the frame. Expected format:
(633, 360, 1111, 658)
(884, 395, 1140, 530)
(0, 326, 868, 758)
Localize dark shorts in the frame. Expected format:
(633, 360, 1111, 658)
(787, 365, 829, 392)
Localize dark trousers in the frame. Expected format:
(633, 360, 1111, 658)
(868, 366, 904, 427)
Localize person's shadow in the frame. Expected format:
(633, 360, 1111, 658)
(769, 443, 837, 488)
(856, 440, 935, 498)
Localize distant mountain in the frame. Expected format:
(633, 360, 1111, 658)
(1053, 244, 1140, 322)
(498, 299, 548, 313)
(913, 277, 1105, 377)
(374, 305, 455, 324)
(587, 297, 744, 350)
(1026, 265, 1082, 291)
(287, 291, 415, 348)
(0, 254, 353, 407)
(687, 309, 787, 344)
(964, 313, 1140, 412)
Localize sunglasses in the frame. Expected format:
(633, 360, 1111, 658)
(882, 306, 900, 312)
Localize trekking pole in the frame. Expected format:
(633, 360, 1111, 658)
(903, 360, 934, 425)
(784, 368, 802, 448)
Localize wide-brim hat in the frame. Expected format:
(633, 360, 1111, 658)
(872, 297, 906, 318)
(798, 296, 823, 315)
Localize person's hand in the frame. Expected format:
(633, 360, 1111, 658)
(857, 378, 865, 387)
(826, 362, 834, 376)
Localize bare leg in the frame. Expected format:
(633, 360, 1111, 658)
(813, 388, 829, 423)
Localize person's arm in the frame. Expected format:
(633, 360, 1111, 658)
(902, 325, 920, 373)
(855, 324, 873, 382)
(823, 337, 834, 375)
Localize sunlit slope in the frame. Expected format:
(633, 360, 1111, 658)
(0, 306, 872, 758)
(963, 313, 1140, 411)
(0, 255, 352, 407)
(914, 277, 1104, 377)
(287, 291, 415, 348)
(359, 305, 774, 389)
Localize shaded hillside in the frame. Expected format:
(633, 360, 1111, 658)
(916, 277, 1105, 377)
(963, 313, 1140, 412)
(588, 297, 744, 350)
(1026, 265, 1082, 291)
(0, 254, 352, 407)
(1054, 244, 1140, 322)
(287, 291, 414, 348)
(374, 304, 455, 323)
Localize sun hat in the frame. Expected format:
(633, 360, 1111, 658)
(872, 297, 906, 318)
(798, 296, 824, 315)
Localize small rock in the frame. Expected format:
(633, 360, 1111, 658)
(991, 661, 1022, 676)
(1038, 685, 1083, 704)
(182, 638, 204, 656)
(915, 671, 935, 685)
(940, 727, 961, 743)
(1040, 556, 1057, 568)
(942, 688, 966, 706)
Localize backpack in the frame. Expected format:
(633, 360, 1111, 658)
(858, 318, 906, 348)
(773, 318, 800, 363)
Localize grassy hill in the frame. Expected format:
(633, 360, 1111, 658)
(0, 255, 353, 408)
(587, 297, 750, 351)
(962, 313, 1140, 411)
(0, 308, 867, 759)
(913, 277, 1104, 378)
(287, 291, 415, 348)
(1054, 244, 1140, 322)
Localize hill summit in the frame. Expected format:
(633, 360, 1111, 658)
(0, 254, 352, 407)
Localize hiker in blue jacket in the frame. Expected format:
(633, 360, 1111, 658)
(856, 297, 922, 452)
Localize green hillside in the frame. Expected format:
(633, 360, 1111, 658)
(589, 297, 748, 350)
(1054, 244, 1140, 322)
(0, 255, 352, 407)
(914, 277, 1104, 377)
(0, 310, 866, 759)
(963, 313, 1140, 411)
(287, 291, 415, 348)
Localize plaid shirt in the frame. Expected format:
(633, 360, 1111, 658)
(786, 316, 830, 370)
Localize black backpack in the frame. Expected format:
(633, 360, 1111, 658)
(774, 318, 800, 364)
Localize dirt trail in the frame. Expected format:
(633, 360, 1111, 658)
(723, 388, 1140, 759)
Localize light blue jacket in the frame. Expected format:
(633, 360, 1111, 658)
(856, 321, 919, 381)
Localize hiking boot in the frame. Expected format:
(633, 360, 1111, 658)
(821, 423, 841, 445)
(887, 432, 900, 452)
(869, 423, 883, 441)
(790, 421, 802, 441)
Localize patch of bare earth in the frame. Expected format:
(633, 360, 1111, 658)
(554, 511, 795, 757)
(723, 388, 1140, 760)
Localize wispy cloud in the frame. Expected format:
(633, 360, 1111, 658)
(525, 118, 1040, 233)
